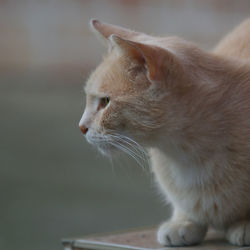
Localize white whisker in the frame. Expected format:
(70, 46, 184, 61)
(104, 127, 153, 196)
(88, 130, 149, 169)
(109, 134, 148, 163)
(109, 141, 146, 170)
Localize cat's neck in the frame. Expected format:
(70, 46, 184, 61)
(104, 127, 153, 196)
(149, 44, 250, 168)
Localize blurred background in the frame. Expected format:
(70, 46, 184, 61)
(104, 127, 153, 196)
(1, 1, 250, 250)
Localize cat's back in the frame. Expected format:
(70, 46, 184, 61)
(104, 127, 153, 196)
(213, 18, 250, 60)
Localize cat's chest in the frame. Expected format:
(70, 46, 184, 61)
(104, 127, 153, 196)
(149, 145, 215, 191)
(149, 147, 229, 227)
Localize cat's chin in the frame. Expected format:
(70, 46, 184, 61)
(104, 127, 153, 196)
(97, 144, 118, 156)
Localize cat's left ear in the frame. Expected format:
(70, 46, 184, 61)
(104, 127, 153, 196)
(110, 35, 179, 83)
(89, 19, 139, 47)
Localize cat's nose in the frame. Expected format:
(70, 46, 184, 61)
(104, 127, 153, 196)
(79, 125, 88, 135)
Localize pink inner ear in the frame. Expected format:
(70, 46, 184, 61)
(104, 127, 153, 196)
(111, 35, 145, 63)
(111, 35, 169, 82)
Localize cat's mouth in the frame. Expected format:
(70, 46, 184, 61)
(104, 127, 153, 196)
(86, 132, 118, 155)
(85, 130, 148, 166)
(90, 138, 120, 156)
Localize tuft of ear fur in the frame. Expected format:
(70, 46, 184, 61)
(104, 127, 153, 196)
(89, 19, 109, 46)
(89, 19, 140, 47)
(110, 34, 179, 82)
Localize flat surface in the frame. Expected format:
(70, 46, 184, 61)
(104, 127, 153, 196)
(62, 227, 250, 250)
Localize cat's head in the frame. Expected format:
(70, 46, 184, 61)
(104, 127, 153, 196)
(79, 20, 185, 155)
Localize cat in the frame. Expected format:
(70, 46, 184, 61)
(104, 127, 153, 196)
(79, 18, 250, 247)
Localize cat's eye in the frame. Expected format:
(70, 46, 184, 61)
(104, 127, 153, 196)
(99, 97, 110, 109)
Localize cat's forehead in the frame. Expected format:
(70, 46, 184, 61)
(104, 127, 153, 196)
(85, 61, 111, 96)
(85, 52, 134, 96)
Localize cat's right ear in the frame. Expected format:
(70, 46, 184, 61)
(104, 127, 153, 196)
(110, 35, 181, 83)
(89, 19, 139, 48)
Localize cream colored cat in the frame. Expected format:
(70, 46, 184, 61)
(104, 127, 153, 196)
(79, 18, 250, 246)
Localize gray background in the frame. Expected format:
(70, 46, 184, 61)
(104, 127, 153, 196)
(1, 1, 250, 250)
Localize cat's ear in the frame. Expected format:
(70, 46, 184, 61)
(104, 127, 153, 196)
(110, 35, 178, 82)
(89, 19, 139, 47)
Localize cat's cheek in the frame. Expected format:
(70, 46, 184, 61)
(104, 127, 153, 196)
(100, 108, 120, 130)
(99, 117, 111, 131)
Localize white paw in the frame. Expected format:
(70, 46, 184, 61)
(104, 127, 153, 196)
(226, 221, 250, 246)
(157, 220, 207, 247)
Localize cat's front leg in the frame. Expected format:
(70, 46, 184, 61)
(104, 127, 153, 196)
(226, 220, 250, 246)
(157, 209, 208, 247)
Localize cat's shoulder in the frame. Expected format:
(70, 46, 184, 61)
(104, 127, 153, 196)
(214, 18, 250, 60)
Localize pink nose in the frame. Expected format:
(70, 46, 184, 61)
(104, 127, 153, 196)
(79, 125, 88, 135)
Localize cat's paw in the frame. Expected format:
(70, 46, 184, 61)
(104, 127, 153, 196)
(226, 221, 250, 246)
(157, 220, 207, 247)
